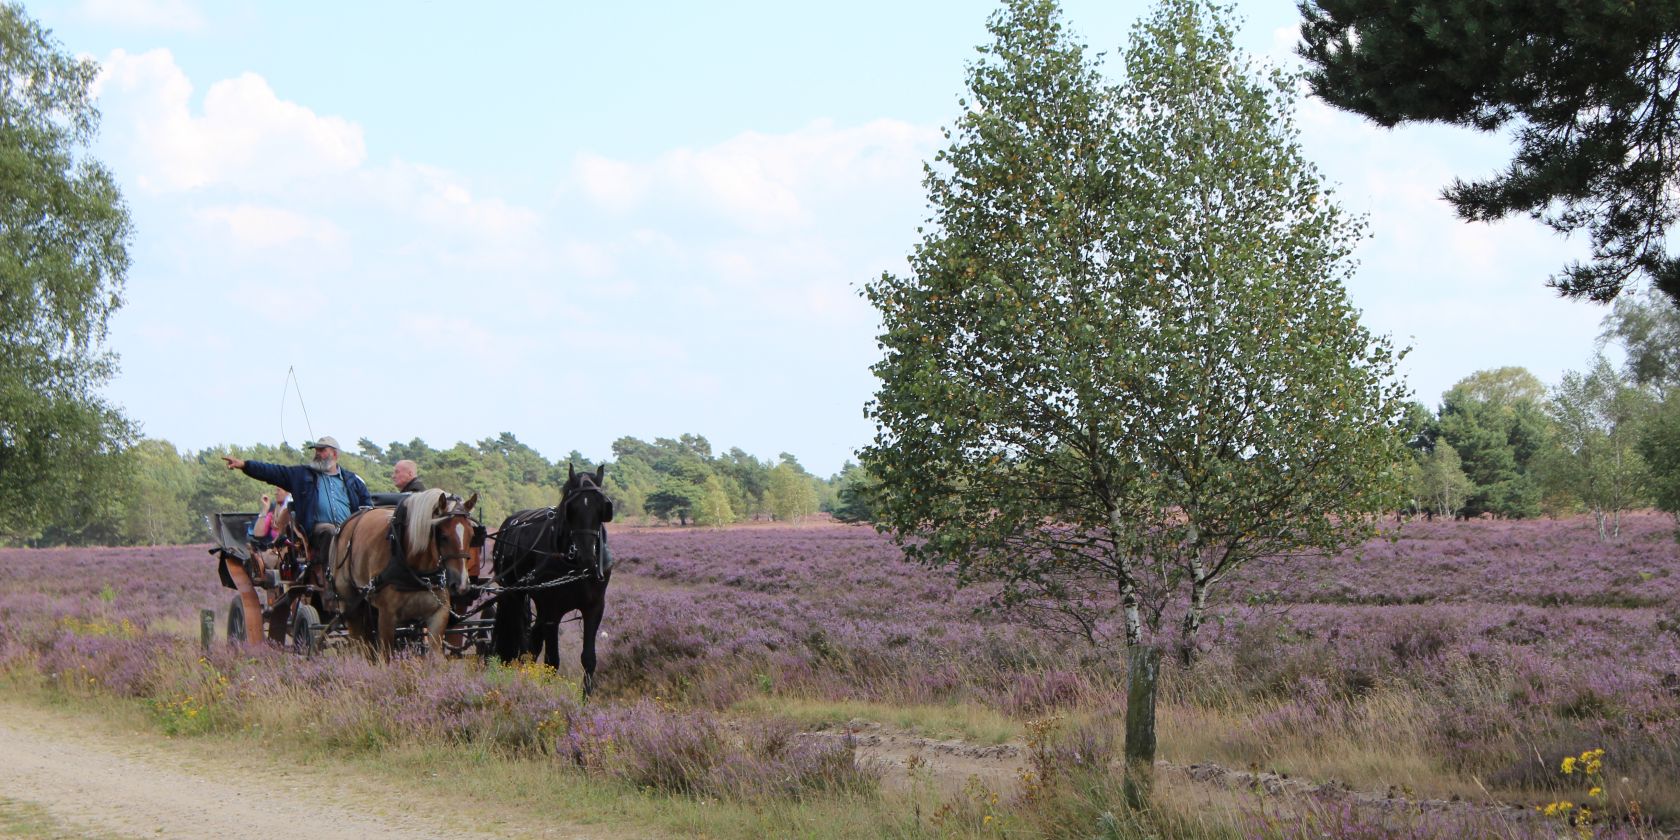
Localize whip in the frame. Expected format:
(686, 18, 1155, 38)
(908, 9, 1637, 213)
(278, 365, 316, 447)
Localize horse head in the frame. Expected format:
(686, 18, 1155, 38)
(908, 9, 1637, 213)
(403, 489, 479, 594)
(561, 464, 611, 576)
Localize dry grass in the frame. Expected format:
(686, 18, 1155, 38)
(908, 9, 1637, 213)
(1161, 689, 1456, 797)
(731, 695, 1023, 744)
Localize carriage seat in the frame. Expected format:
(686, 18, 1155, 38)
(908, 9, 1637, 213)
(368, 492, 412, 508)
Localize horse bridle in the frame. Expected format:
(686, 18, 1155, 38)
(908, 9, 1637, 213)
(556, 482, 607, 565)
(432, 497, 484, 566)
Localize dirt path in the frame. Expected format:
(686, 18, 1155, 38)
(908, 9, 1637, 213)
(0, 700, 606, 840)
(827, 722, 1565, 835)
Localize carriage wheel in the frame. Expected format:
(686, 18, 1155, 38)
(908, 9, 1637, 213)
(475, 602, 497, 658)
(226, 596, 247, 646)
(393, 622, 428, 657)
(290, 604, 323, 657)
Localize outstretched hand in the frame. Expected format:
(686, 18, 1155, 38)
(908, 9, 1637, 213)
(222, 456, 245, 470)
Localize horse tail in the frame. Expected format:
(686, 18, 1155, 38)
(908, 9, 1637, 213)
(491, 590, 529, 662)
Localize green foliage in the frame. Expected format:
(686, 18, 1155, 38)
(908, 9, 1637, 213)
(767, 461, 819, 522)
(1638, 393, 1680, 525)
(646, 482, 700, 526)
(605, 452, 660, 522)
(609, 436, 796, 525)
(1436, 369, 1551, 518)
(0, 3, 136, 541)
(1537, 357, 1651, 538)
(694, 474, 736, 527)
(1397, 400, 1438, 452)
(121, 439, 197, 545)
(863, 0, 1408, 650)
(831, 462, 879, 523)
(1600, 286, 1680, 391)
(1415, 441, 1473, 519)
(1439, 370, 1557, 511)
(1298, 0, 1680, 303)
(716, 447, 772, 520)
(22, 430, 840, 546)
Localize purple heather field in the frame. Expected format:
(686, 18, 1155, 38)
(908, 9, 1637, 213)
(2, 515, 1678, 822)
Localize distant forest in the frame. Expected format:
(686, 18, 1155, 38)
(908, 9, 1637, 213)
(28, 433, 875, 547)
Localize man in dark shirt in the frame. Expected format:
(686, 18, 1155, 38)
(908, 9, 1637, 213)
(392, 459, 426, 493)
(222, 436, 371, 562)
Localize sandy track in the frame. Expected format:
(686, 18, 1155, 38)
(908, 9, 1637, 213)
(0, 700, 605, 840)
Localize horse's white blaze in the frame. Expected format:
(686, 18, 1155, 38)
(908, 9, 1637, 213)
(455, 522, 466, 548)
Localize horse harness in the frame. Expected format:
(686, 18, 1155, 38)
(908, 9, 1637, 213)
(333, 497, 480, 608)
(491, 483, 611, 593)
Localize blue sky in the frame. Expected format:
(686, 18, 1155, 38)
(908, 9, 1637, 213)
(29, 0, 1606, 476)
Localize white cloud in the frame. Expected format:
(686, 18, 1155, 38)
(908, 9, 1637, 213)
(76, 0, 203, 31)
(196, 204, 345, 250)
(394, 312, 548, 372)
(1267, 24, 1302, 67)
(93, 49, 365, 192)
(558, 240, 617, 280)
(363, 161, 541, 243)
(1290, 99, 1603, 403)
(571, 118, 939, 233)
(573, 153, 648, 214)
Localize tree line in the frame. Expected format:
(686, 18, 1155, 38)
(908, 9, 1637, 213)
(1398, 287, 1680, 538)
(20, 432, 875, 547)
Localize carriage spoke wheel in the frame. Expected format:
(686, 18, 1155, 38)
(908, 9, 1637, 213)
(226, 595, 246, 646)
(290, 604, 323, 657)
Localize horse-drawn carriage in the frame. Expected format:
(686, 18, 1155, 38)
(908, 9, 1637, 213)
(208, 490, 495, 657)
(208, 465, 617, 698)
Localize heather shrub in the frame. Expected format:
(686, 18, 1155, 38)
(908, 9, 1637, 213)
(1235, 798, 1536, 840)
(562, 700, 876, 800)
(1001, 668, 1092, 717)
(603, 608, 710, 690)
(33, 630, 178, 697)
(6, 517, 1680, 828)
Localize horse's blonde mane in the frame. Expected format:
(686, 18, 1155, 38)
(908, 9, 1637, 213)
(402, 488, 448, 559)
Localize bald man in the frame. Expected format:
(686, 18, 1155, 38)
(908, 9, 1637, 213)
(392, 460, 426, 493)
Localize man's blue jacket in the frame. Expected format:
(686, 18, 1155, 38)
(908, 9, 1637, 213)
(241, 461, 372, 532)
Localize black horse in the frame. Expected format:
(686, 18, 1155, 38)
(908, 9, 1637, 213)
(489, 463, 614, 697)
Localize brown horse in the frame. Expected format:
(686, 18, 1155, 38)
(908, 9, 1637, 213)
(330, 489, 478, 657)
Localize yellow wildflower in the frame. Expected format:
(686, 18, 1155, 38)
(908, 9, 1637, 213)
(1589, 786, 1603, 798)
(1562, 757, 1577, 774)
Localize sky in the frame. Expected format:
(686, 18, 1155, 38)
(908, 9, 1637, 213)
(25, 0, 1609, 476)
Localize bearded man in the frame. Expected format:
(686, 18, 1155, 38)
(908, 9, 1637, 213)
(223, 436, 372, 562)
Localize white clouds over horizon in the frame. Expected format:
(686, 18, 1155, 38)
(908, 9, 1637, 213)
(76, 12, 1617, 473)
(194, 204, 346, 250)
(86, 48, 931, 472)
(94, 49, 364, 193)
(571, 118, 940, 234)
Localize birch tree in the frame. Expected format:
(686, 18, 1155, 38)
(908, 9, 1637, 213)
(862, 0, 1407, 663)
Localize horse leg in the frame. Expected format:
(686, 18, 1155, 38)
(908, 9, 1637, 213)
(346, 603, 376, 659)
(425, 606, 449, 658)
(580, 601, 605, 700)
(491, 592, 527, 662)
(528, 595, 561, 668)
(377, 601, 397, 661)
